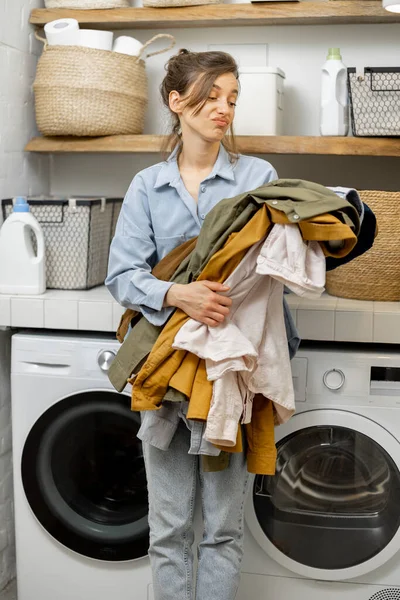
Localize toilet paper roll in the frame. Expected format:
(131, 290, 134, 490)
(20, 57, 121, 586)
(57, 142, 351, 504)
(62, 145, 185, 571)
(77, 29, 114, 51)
(113, 36, 144, 57)
(44, 18, 79, 46)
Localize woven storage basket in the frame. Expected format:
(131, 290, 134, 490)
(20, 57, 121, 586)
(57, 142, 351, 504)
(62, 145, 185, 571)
(326, 190, 400, 301)
(33, 33, 175, 137)
(44, 0, 130, 8)
(143, 0, 220, 8)
(1, 197, 122, 290)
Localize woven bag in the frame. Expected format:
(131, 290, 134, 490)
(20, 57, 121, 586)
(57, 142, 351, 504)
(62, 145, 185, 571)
(326, 190, 400, 301)
(143, 0, 220, 8)
(33, 33, 175, 137)
(44, 0, 130, 8)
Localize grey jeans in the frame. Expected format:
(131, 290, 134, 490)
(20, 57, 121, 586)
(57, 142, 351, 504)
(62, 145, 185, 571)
(143, 420, 250, 600)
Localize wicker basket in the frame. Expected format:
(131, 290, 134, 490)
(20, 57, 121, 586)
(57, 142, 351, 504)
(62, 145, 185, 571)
(143, 0, 220, 8)
(33, 33, 175, 137)
(44, 0, 130, 8)
(326, 190, 400, 301)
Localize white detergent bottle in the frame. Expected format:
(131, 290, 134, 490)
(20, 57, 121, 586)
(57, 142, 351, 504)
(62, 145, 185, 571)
(320, 47, 349, 136)
(0, 197, 46, 294)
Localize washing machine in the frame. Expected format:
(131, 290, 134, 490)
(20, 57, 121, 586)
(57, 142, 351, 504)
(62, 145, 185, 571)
(11, 331, 153, 600)
(239, 344, 400, 600)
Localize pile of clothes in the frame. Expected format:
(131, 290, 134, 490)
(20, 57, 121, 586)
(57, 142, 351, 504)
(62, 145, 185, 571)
(108, 179, 377, 475)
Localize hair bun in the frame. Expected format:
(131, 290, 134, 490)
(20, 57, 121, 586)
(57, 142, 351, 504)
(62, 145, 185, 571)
(178, 49, 190, 55)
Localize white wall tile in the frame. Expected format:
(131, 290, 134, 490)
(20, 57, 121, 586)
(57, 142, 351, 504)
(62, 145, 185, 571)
(0, 0, 50, 205)
(297, 309, 335, 341)
(11, 297, 44, 327)
(335, 311, 373, 343)
(44, 299, 79, 330)
(3, 0, 30, 55)
(0, 298, 11, 327)
(297, 295, 338, 311)
(374, 312, 400, 344)
(112, 303, 125, 332)
(0, 3, 5, 43)
(374, 302, 400, 313)
(79, 301, 113, 331)
(336, 298, 374, 312)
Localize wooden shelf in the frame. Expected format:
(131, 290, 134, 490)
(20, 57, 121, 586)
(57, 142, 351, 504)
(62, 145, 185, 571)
(24, 135, 400, 156)
(30, 2, 400, 30)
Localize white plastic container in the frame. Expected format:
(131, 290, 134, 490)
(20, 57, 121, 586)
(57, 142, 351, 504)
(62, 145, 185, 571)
(0, 197, 46, 295)
(234, 67, 285, 136)
(320, 48, 349, 136)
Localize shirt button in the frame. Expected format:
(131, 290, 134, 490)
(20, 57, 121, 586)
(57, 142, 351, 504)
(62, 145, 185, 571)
(272, 200, 278, 205)
(293, 214, 300, 220)
(200, 213, 205, 219)
(201, 186, 206, 193)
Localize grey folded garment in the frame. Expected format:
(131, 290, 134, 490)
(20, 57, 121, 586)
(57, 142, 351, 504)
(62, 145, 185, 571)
(137, 402, 221, 457)
(328, 186, 364, 225)
(326, 186, 364, 251)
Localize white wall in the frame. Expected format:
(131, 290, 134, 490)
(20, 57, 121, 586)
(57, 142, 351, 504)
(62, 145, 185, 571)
(0, 0, 50, 205)
(51, 22, 400, 196)
(0, 0, 50, 589)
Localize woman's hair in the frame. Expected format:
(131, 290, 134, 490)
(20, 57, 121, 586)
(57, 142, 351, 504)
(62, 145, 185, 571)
(160, 49, 239, 162)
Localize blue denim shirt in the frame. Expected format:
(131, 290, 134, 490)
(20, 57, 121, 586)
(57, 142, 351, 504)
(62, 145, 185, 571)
(106, 145, 278, 326)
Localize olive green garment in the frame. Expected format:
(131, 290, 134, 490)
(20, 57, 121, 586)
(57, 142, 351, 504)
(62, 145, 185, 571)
(108, 178, 358, 393)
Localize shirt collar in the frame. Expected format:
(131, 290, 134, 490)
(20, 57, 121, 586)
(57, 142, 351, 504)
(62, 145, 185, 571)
(154, 144, 235, 190)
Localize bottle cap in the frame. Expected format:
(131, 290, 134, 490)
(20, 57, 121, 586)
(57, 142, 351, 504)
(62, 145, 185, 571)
(327, 48, 342, 60)
(13, 197, 30, 213)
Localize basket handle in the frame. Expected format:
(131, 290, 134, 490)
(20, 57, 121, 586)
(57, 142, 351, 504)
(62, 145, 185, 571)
(138, 34, 176, 60)
(34, 29, 48, 49)
(35, 29, 175, 58)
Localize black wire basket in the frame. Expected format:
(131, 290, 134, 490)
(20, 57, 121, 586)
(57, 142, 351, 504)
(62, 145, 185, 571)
(1, 197, 122, 290)
(348, 67, 400, 137)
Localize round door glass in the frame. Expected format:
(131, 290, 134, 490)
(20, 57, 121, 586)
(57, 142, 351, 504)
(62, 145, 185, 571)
(22, 391, 149, 561)
(253, 426, 400, 569)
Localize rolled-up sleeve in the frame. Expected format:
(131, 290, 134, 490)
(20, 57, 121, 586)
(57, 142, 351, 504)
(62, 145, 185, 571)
(105, 174, 175, 326)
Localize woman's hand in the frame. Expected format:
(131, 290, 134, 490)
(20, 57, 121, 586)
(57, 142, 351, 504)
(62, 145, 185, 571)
(164, 281, 232, 327)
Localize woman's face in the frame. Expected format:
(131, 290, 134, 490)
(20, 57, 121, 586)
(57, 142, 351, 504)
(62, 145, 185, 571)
(172, 72, 238, 143)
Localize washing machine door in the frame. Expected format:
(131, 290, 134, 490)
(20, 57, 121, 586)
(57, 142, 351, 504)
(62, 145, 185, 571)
(21, 390, 149, 562)
(246, 409, 400, 580)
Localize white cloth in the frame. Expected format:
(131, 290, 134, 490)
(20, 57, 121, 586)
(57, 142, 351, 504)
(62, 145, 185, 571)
(173, 224, 326, 447)
(255, 223, 326, 297)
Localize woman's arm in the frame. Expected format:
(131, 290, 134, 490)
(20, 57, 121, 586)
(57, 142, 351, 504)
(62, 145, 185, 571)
(106, 174, 232, 328)
(105, 173, 176, 327)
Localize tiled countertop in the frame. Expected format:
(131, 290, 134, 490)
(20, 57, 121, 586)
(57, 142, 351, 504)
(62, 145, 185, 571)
(0, 287, 399, 344)
(0, 286, 125, 333)
(285, 294, 400, 344)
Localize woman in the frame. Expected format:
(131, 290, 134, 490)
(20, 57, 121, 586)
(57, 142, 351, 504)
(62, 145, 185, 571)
(106, 49, 278, 600)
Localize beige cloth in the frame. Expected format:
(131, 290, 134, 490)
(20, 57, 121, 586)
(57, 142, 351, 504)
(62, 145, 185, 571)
(173, 224, 326, 446)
